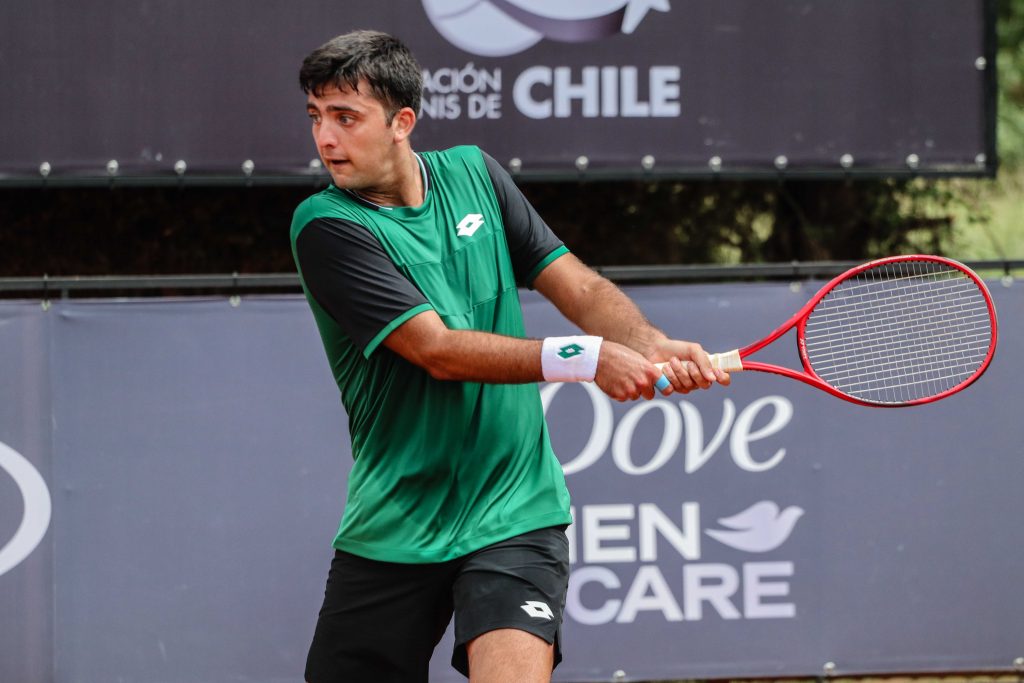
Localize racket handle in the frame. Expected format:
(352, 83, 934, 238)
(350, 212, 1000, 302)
(708, 349, 743, 372)
(654, 349, 744, 375)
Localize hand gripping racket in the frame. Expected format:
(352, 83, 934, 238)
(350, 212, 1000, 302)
(658, 255, 998, 407)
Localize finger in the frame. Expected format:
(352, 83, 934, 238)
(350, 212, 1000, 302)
(691, 351, 717, 385)
(657, 361, 677, 391)
(686, 357, 713, 390)
(714, 368, 732, 386)
(654, 373, 672, 397)
(667, 358, 695, 394)
(629, 370, 652, 401)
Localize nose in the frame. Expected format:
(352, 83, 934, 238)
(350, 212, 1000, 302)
(315, 121, 337, 149)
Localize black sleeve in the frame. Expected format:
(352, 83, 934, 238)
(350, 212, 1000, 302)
(481, 151, 566, 286)
(294, 217, 429, 354)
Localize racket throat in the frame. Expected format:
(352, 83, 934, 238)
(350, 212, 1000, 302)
(709, 349, 743, 372)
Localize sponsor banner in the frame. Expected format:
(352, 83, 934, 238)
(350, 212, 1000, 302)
(2, 1, 992, 180)
(0, 284, 1021, 682)
(530, 282, 1024, 680)
(0, 304, 54, 683)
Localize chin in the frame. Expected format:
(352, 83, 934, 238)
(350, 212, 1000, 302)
(329, 174, 355, 189)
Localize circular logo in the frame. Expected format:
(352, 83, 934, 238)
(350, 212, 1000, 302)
(422, 0, 544, 57)
(422, 0, 670, 57)
(0, 441, 52, 577)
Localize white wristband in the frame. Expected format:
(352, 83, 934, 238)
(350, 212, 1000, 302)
(542, 336, 603, 382)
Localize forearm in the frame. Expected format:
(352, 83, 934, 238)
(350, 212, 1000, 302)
(569, 279, 726, 390)
(382, 313, 544, 383)
(533, 255, 721, 391)
(384, 308, 664, 399)
(422, 330, 544, 383)
(555, 273, 667, 356)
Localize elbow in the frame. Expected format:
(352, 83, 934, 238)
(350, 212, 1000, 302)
(424, 357, 459, 381)
(409, 337, 460, 381)
(381, 310, 464, 380)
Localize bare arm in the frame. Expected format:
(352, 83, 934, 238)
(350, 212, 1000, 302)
(533, 253, 666, 354)
(381, 308, 665, 401)
(533, 254, 730, 393)
(382, 309, 542, 383)
(294, 213, 664, 399)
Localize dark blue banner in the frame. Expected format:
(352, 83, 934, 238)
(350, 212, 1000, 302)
(1, 281, 1021, 681)
(1, 1, 994, 181)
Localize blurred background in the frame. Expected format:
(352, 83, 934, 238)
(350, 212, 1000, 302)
(1, 0, 1020, 281)
(1, 2, 1022, 682)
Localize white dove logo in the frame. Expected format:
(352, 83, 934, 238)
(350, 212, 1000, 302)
(422, 0, 671, 57)
(705, 501, 803, 554)
(0, 441, 52, 577)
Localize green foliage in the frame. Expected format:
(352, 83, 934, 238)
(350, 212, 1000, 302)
(526, 178, 960, 266)
(543, 1, 1024, 266)
(522, 181, 775, 266)
(997, 0, 1024, 165)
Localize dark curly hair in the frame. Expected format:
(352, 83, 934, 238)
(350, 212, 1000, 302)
(299, 30, 422, 124)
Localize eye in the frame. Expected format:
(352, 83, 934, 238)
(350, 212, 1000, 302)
(308, 113, 321, 124)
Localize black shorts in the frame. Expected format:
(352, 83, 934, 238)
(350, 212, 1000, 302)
(304, 525, 570, 682)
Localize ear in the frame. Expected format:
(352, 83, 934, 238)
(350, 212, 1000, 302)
(390, 107, 417, 143)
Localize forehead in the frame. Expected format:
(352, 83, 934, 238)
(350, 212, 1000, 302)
(306, 80, 383, 110)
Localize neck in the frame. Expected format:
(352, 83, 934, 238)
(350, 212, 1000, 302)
(352, 149, 423, 208)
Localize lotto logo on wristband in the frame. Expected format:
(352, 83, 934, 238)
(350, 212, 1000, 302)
(558, 344, 584, 359)
(542, 335, 602, 383)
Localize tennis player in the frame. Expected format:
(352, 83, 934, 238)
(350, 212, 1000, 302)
(291, 30, 729, 683)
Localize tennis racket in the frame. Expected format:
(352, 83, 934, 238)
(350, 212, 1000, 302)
(657, 255, 998, 407)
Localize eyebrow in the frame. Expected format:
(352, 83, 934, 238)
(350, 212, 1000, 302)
(307, 102, 360, 114)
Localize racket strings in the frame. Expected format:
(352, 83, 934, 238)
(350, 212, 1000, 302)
(806, 323, 989, 377)
(802, 260, 993, 404)
(806, 309, 989, 359)
(806, 279, 985, 321)
(812, 344, 989, 390)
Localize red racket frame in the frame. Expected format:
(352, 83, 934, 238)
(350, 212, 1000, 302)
(729, 255, 998, 407)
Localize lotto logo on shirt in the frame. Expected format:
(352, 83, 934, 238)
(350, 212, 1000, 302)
(456, 213, 485, 237)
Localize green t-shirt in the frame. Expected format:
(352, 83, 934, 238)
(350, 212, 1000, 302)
(291, 145, 572, 563)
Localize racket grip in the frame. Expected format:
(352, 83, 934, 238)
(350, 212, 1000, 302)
(654, 349, 744, 375)
(708, 349, 743, 372)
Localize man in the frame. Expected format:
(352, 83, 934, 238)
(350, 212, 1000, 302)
(291, 30, 728, 683)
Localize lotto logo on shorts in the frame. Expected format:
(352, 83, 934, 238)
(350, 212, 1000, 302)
(520, 601, 554, 620)
(557, 344, 583, 359)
